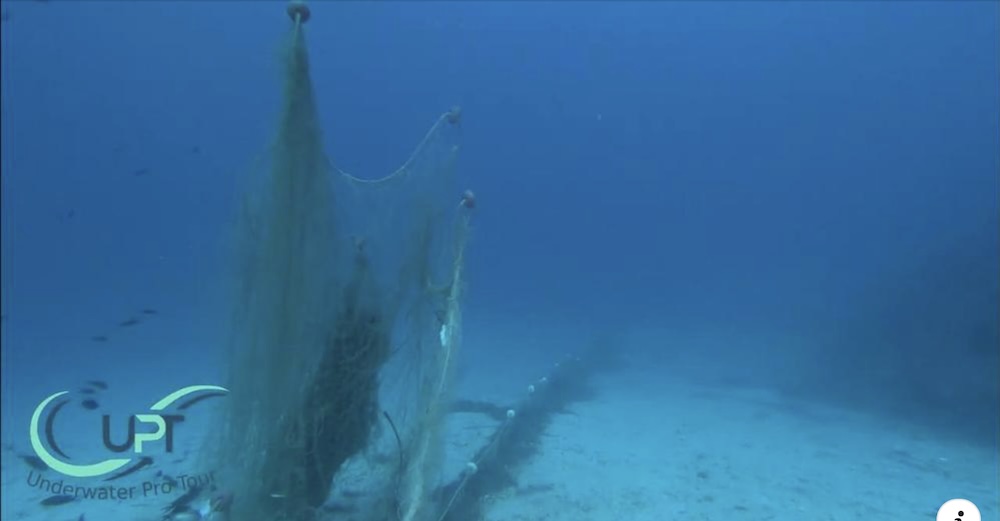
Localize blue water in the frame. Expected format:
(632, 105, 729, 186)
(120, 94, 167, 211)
(1, 2, 997, 520)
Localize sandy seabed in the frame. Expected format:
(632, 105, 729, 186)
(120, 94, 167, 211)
(2, 346, 996, 521)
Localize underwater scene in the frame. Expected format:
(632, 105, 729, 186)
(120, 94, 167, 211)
(0, 2, 997, 521)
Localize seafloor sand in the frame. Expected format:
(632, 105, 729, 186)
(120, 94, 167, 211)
(459, 368, 998, 521)
(2, 343, 996, 521)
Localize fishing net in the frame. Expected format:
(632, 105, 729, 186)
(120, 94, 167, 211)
(204, 3, 472, 521)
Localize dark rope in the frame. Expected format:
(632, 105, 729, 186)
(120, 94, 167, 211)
(383, 410, 405, 521)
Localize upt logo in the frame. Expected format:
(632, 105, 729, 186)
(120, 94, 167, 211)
(29, 385, 228, 478)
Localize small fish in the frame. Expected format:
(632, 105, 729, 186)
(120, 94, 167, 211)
(39, 494, 75, 507)
(81, 399, 99, 410)
(162, 483, 203, 518)
(190, 146, 202, 154)
(91, 335, 109, 343)
(104, 456, 152, 481)
(87, 380, 108, 390)
(141, 309, 158, 315)
(19, 454, 47, 471)
(211, 492, 234, 512)
(119, 317, 141, 327)
(132, 168, 151, 177)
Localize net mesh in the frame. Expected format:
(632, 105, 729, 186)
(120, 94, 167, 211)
(205, 5, 470, 521)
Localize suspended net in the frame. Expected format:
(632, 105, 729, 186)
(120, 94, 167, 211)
(203, 3, 473, 521)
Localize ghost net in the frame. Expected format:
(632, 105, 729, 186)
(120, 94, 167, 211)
(203, 3, 473, 521)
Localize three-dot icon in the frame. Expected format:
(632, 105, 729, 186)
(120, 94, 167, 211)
(937, 499, 981, 521)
